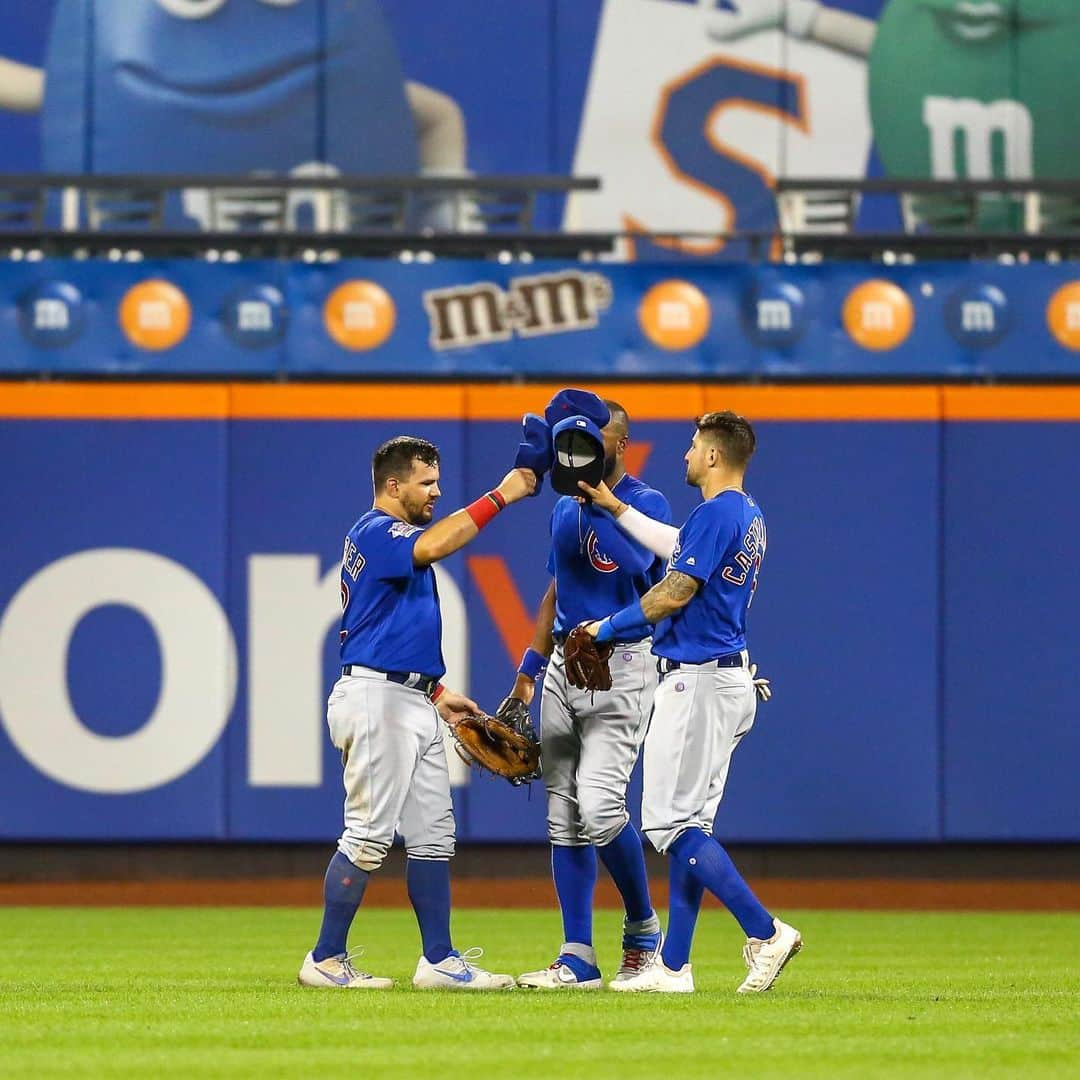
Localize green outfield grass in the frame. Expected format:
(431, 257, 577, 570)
(1, 907, 1077, 1078)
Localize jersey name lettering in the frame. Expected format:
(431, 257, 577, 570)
(721, 515, 766, 593)
(342, 537, 365, 581)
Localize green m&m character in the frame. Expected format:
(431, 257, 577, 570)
(707, 0, 1080, 227)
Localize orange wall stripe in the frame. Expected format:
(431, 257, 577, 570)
(1, 382, 1079, 421)
(230, 383, 465, 420)
(465, 383, 707, 421)
(943, 386, 1080, 421)
(705, 385, 942, 421)
(0, 383, 229, 419)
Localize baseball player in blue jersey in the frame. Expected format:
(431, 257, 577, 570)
(579, 411, 802, 994)
(510, 398, 673, 990)
(298, 436, 535, 991)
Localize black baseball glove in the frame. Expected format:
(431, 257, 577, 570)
(447, 696, 541, 786)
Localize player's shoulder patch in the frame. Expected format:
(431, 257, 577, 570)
(388, 520, 422, 539)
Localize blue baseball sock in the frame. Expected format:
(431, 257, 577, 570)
(661, 852, 705, 971)
(312, 851, 370, 961)
(669, 828, 774, 941)
(551, 844, 597, 947)
(597, 821, 655, 926)
(407, 857, 453, 964)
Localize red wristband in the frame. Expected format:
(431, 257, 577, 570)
(431, 683, 446, 703)
(465, 490, 506, 529)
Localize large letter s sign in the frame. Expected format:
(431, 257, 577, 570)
(628, 56, 808, 257)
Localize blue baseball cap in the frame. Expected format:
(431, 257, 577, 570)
(514, 412, 553, 495)
(544, 388, 610, 432)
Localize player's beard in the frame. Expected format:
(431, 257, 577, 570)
(602, 453, 617, 480)
(403, 494, 436, 525)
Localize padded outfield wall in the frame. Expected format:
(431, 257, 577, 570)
(0, 382, 1077, 844)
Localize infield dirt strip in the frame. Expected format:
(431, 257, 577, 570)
(1, 876, 1077, 910)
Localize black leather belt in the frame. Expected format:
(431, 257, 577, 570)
(553, 633, 647, 647)
(657, 653, 745, 676)
(341, 665, 439, 697)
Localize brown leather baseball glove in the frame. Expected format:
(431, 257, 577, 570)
(564, 625, 615, 692)
(447, 697, 541, 785)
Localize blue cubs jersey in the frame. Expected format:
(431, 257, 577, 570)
(339, 509, 444, 679)
(548, 473, 671, 641)
(652, 490, 766, 662)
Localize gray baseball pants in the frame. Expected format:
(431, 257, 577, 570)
(326, 667, 455, 870)
(541, 639, 656, 848)
(641, 654, 756, 854)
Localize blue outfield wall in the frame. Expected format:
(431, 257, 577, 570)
(2, 259, 1080, 377)
(0, 384, 1077, 844)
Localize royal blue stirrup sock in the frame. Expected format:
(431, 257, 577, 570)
(407, 857, 453, 964)
(312, 851, 370, 961)
(551, 844, 598, 947)
(597, 821, 655, 926)
(670, 828, 774, 941)
(661, 852, 704, 970)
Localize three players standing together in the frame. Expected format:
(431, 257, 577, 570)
(299, 389, 802, 994)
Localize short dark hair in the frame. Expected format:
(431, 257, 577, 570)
(603, 398, 630, 437)
(372, 436, 440, 490)
(695, 411, 756, 468)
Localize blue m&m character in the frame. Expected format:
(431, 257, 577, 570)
(0, 1, 467, 225)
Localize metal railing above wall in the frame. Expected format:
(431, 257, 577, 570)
(0, 172, 605, 254)
(775, 178, 1080, 260)
(3, 174, 1080, 263)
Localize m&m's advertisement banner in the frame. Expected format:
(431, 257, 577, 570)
(1, 258, 1079, 378)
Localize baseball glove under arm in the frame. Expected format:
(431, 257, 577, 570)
(447, 696, 541, 785)
(563, 625, 615, 692)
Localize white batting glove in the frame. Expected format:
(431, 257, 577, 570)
(749, 663, 772, 702)
(704, 0, 821, 42)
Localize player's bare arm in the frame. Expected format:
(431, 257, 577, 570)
(434, 687, 480, 725)
(582, 570, 700, 640)
(576, 478, 621, 514)
(509, 580, 556, 706)
(639, 570, 701, 623)
(413, 467, 536, 566)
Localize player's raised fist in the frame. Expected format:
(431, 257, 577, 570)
(496, 467, 537, 505)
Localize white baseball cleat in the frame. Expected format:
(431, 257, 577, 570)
(608, 957, 694, 993)
(610, 929, 664, 986)
(297, 950, 393, 990)
(517, 948, 603, 990)
(413, 948, 515, 991)
(737, 918, 803, 993)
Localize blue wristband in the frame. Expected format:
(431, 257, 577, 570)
(607, 597, 647, 638)
(518, 647, 548, 681)
(594, 619, 615, 644)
